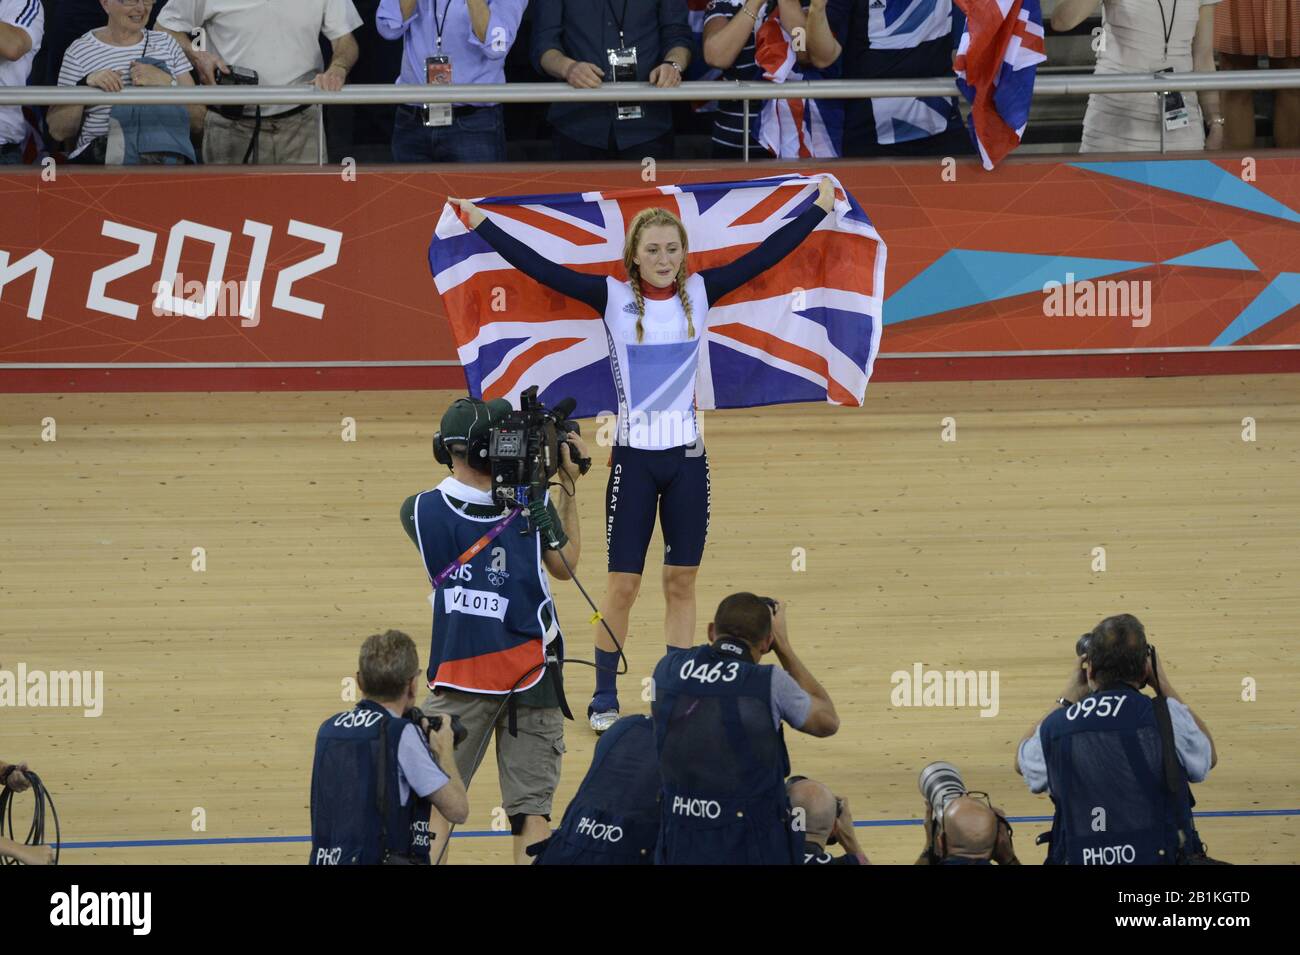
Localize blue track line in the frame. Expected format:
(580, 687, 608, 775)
(58, 808, 1300, 850)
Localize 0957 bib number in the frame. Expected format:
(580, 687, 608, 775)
(1065, 694, 1127, 721)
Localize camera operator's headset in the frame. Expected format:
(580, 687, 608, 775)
(424, 399, 625, 864)
(431, 398, 492, 471)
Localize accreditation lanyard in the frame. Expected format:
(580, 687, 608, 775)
(1154, 0, 1178, 62)
(606, 0, 632, 48)
(431, 506, 524, 587)
(432, 0, 454, 55)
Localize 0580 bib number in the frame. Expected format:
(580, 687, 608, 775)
(679, 659, 740, 685)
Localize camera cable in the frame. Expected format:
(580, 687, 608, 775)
(0, 769, 60, 865)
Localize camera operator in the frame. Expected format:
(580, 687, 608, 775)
(309, 630, 469, 865)
(399, 396, 587, 864)
(787, 777, 869, 864)
(1015, 613, 1218, 865)
(651, 593, 839, 865)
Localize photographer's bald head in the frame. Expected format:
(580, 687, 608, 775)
(788, 778, 837, 845)
(938, 796, 998, 861)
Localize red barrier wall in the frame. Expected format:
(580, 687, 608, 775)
(1, 154, 1297, 392)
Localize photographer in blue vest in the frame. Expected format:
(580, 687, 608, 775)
(651, 593, 840, 865)
(310, 629, 469, 865)
(531, 714, 661, 865)
(400, 396, 587, 864)
(1015, 614, 1218, 865)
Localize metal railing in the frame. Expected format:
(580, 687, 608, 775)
(6, 69, 1299, 163)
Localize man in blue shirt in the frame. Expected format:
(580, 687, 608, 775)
(532, 0, 693, 160)
(377, 0, 526, 161)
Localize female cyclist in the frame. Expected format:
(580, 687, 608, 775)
(450, 176, 835, 731)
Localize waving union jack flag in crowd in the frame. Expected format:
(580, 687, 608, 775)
(954, 0, 1048, 169)
(428, 176, 886, 418)
(753, 6, 842, 158)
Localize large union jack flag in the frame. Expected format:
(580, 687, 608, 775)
(427, 175, 886, 419)
(954, 0, 1047, 169)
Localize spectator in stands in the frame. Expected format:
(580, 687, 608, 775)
(1016, 614, 1218, 864)
(0, 0, 43, 164)
(1052, 0, 1225, 152)
(651, 594, 839, 865)
(376, 0, 526, 162)
(46, 1, 203, 164)
(41, 0, 157, 87)
(156, 0, 363, 164)
(0, 761, 55, 865)
(807, 0, 972, 157)
(1215, 0, 1299, 148)
(532, 0, 693, 161)
(702, 0, 838, 159)
(915, 793, 1019, 865)
(786, 776, 869, 864)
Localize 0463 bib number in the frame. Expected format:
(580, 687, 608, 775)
(442, 586, 508, 622)
(679, 659, 740, 684)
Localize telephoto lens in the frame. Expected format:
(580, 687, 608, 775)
(918, 761, 967, 823)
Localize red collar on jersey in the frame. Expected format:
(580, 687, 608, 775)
(638, 277, 677, 301)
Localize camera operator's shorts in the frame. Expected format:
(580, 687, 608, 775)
(606, 441, 710, 574)
(421, 688, 565, 817)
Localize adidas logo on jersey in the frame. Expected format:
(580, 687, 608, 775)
(623, 302, 640, 315)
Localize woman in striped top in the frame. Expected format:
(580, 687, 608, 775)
(46, 0, 201, 160)
(452, 177, 836, 731)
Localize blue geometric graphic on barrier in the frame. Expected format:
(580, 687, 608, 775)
(1212, 273, 1300, 346)
(1072, 160, 1300, 224)
(884, 250, 1151, 325)
(1163, 240, 1259, 272)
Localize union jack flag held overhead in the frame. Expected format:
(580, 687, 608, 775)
(428, 176, 887, 419)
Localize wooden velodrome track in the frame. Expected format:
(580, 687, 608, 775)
(1, 374, 1296, 864)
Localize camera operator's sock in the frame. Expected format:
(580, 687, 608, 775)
(591, 648, 620, 713)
